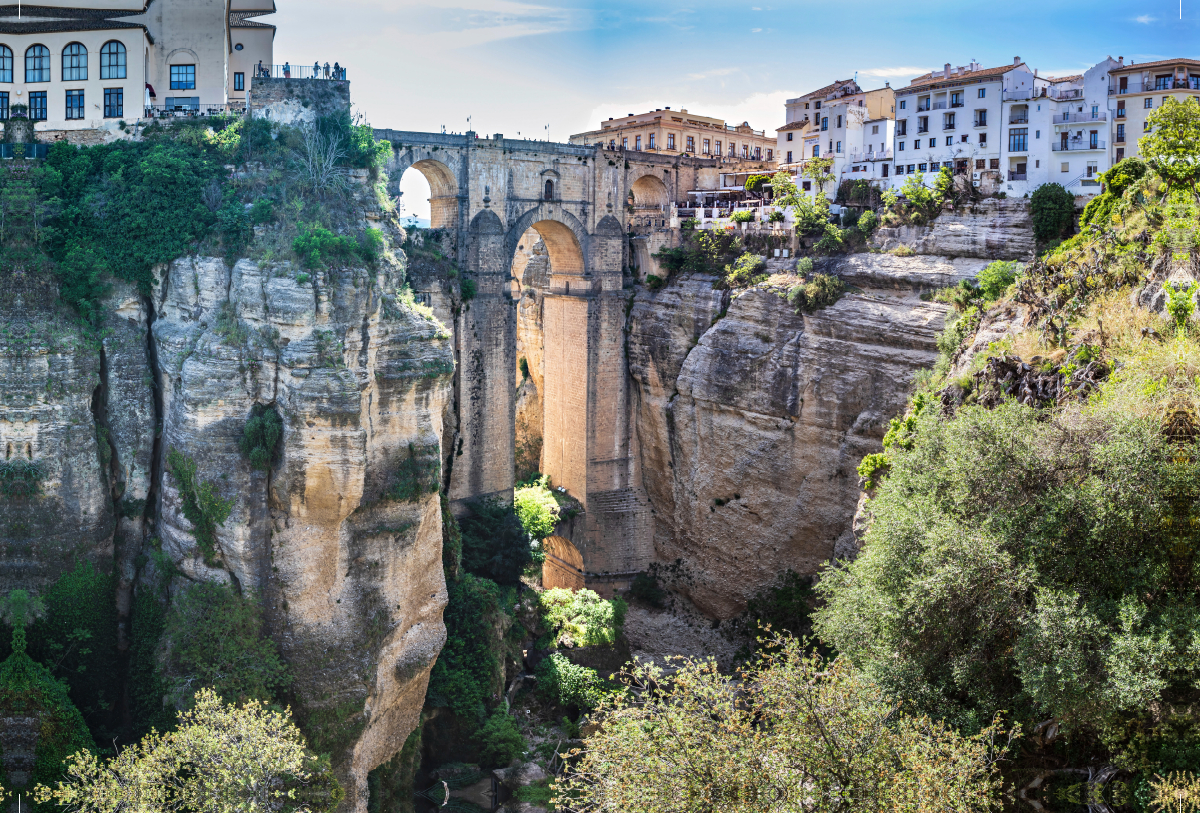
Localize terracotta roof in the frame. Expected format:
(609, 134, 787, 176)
(1047, 74, 1083, 83)
(776, 120, 811, 132)
(901, 62, 1024, 91)
(1110, 57, 1200, 73)
(795, 78, 859, 101)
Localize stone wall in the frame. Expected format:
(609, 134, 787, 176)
(250, 77, 351, 125)
(871, 198, 1036, 261)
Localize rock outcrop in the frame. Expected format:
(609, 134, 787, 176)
(149, 252, 453, 809)
(629, 261, 956, 618)
(872, 199, 1035, 261)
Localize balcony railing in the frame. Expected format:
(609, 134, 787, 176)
(943, 122, 957, 130)
(1048, 88, 1083, 100)
(932, 101, 948, 110)
(950, 101, 964, 108)
(917, 126, 929, 133)
(256, 64, 348, 80)
(1056, 111, 1107, 123)
(917, 103, 931, 112)
(1009, 172, 1027, 181)
(1106, 79, 1197, 94)
(1051, 140, 1106, 152)
(1114, 136, 1126, 144)
(1003, 89, 1034, 101)
(848, 149, 893, 162)
(1009, 114, 1029, 124)
(145, 102, 247, 119)
(974, 118, 987, 127)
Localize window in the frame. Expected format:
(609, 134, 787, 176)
(543, 180, 555, 200)
(0, 92, 7, 120)
(929, 137, 937, 147)
(882, 164, 888, 177)
(787, 132, 793, 141)
(1061, 162, 1069, 172)
(815, 101, 821, 109)
(872, 124, 879, 134)
(950, 91, 963, 107)
(65, 89, 84, 119)
(961, 135, 969, 142)
(979, 132, 987, 146)
(766, 148, 772, 160)
(171, 64, 196, 90)
(234, 72, 245, 92)
(899, 100, 906, 109)
(914, 139, 921, 149)
(895, 164, 904, 175)
(1144, 120, 1151, 132)
(650, 134, 657, 149)
(975, 109, 987, 126)
(608, 139, 615, 149)
(812, 145, 819, 157)
(1035, 160, 1040, 168)
(836, 115, 842, 128)
(622, 137, 628, 149)
(978, 88, 986, 98)
(786, 150, 793, 162)
(25, 45, 49, 82)
(1116, 147, 1125, 160)
(1163, 96, 1169, 106)
(896, 120, 907, 136)
(802, 180, 812, 190)
(835, 141, 841, 153)
(1145, 97, 1153, 109)
(62, 43, 87, 81)
(667, 133, 675, 149)
(898, 141, 905, 151)
(944, 112, 955, 129)
(29, 90, 46, 120)
(918, 163, 928, 172)
(742, 144, 749, 157)
(1087, 160, 1098, 177)
(636, 135, 642, 150)
(990, 158, 1000, 170)
(821, 117, 828, 131)
(930, 162, 940, 171)
(686, 135, 695, 151)
(104, 87, 122, 118)
(0, 45, 11, 83)
(976, 159, 986, 169)
(1008, 127, 1028, 152)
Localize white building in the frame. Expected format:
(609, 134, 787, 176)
(0, 0, 275, 135)
(999, 58, 1118, 198)
(843, 117, 896, 187)
(891, 58, 1036, 192)
(1107, 57, 1200, 165)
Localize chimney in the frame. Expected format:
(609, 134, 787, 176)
(885, 81, 890, 87)
(665, 106, 671, 109)
(1034, 69, 1038, 77)
(1014, 56, 1021, 65)
(1118, 56, 1124, 66)
(944, 62, 951, 79)
(681, 108, 688, 113)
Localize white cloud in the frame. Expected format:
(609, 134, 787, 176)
(1135, 14, 1156, 22)
(860, 66, 929, 78)
(751, 27, 762, 32)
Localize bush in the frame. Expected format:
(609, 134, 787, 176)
(644, 274, 665, 290)
(387, 443, 440, 502)
(737, 570, 820, 658)
(238, 405, 282, 471)
(460, 277, 477, 300)
(786, 273, 845, 313)
(730, 209, 754, 223)
(538, 589, 626, 648)
(722, 253, 767, 288)
(744, 174, 770, 193)
(858, 209, 879, 235)
(514, 477, 560, 541)
(460, 499, 533, 585)
(1030, 182, 1075, 242)
(474, 708, 527, 768)
(975, 260, 1021, 301)
(162, 581, 291, 707)
(629, 572, 667, 608)
(293, 223, 360, 269)
(653, 230, 743, 277)
(536, 653, 609, 711)
(426, 574, 512, 718)
(856, 452, 890, 489)
(249, 197, 274, 224)
(766, 210, 785, 223)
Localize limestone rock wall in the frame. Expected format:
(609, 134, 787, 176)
(629, 261, 953, 618)
(149, 252, 453, 810)
(871, 198, 1036, 261)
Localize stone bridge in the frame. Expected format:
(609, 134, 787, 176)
(373, 129, 733, 586)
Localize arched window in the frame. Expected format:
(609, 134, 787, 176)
(100, 40, 126, 80)
(544, 180, 554, 200)
(62, 42, 87, 81)
(0, 46, 11, 83)
(25, 44, 49, 82)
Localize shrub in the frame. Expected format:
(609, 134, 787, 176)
(737, 570, 820, 658)
(858, 209, 879, 235)
(730, 209, 754, 223)
(653, 230, 743, 277)
(795, 257, 814, 276)
(744, 174, 770, 193)
(722, 253, 767, 288)
(538, 589, 626, 648)
(514, 476, 560, 541)
(165, 449, 233, 566)
(473, 708, 527, 768)
(536, 653, 609, 711)
(238, 405, 283, 471)
(460, 277, 477, 301)
(387, 443, 440, 503)
(891, 245, 916, 257)
(644, 274, 665, 290)
(786, 273, 845, 313)
(460, 499, 533, 585)
(249, 197, 274, 224)
(1030, 182, 1075, 242)
(857, 452, 890, 489)
(293, 223, 359, 269)
(813, 222, 847, 255)
(162, 581, 291, 707)
(629, 572, 667, 608)
(766, 210, 785, 223)
(426, 574, 512, 718)
(975, 260, 1021, 301)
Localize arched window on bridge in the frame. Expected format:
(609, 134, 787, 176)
(544, 179, 554, 200)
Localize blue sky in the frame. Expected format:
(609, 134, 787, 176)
(272, 0, 1195, 218)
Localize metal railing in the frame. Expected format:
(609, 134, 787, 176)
(1009, 114, 1029, 124)
(943, 122, 957, 130)
(1008, 171, 1027, 181)
(848, 149, 893, 161)
(145, 102, 246, 118)
(1051, 140, 1105, 151)
(932, 101, 948, 110)
(253, 64, 348, 81)
(950, 101, 964, 108)
(1115, 136, 1125, 144)
(1105, 79, 1196, 94)
(1048, 88, 1083, 100)
(917, 126, 929, 133)
(1003, 89, 1034, 101)
(974, 117, 988, 127)
(1056, 111, 1107, 123)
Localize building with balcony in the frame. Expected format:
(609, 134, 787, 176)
(890, 58, 1035, 192)
(568, 107, 777, 167)
(774, 77, 894, 199)
(0, 0, 275, 137)
(1001, 57, 1118, 198)
(1107, 57, 1200, 164)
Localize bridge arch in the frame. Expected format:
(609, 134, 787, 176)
(391, 151, 460, 231)
(630, 173, 669, 208)
(505, 205, 589, 277)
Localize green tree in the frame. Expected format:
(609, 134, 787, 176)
(1140, 96, 1200, 189)
(800, 156, 836, 196)
(1029, 182, 1075, 242)
(36, 688, 343, 813)
(555, 637, 1007, 813)
(513, 476, 560, 541)
(743, 174, 770, 194)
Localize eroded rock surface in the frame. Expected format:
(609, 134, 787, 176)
(872, 199, 1035, 261)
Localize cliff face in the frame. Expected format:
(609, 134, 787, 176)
(628, 258, 969, 618)
(149, 252, 452, 808)
(872, 198, 1036, 261)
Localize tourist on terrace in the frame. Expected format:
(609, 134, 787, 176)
(333, 62, 341, 80)
(283, 61, 291, 78)
(323, 62, 331, 79)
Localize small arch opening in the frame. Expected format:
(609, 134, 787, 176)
(544, 179, 554, 200)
